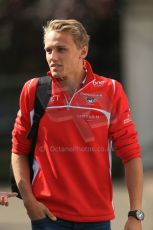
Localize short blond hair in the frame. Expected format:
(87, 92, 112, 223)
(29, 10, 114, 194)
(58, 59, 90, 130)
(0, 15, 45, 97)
(43, 19, 90, 48)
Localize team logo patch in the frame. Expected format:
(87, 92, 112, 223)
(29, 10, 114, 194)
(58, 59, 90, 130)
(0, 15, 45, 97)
(87, 97, 97, 104)
(81, 93, 102, 104)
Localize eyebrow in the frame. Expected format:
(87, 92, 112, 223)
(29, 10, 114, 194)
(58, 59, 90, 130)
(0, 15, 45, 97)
(44, 43, 69, 50)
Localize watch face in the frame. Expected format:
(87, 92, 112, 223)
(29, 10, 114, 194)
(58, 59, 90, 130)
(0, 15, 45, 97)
(136, 210, 144, 220)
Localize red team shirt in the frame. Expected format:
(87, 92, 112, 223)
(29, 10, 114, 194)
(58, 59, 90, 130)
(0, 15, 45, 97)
(12, 60, 141, 222)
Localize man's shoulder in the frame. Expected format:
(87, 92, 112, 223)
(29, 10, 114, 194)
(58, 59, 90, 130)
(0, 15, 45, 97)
(22, 77, 38, 96)
(24, 77, 38, 89)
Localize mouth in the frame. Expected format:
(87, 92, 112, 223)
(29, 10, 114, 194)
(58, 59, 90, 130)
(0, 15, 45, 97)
(50, 63, 63, 78)
(50, 63, 62, 69)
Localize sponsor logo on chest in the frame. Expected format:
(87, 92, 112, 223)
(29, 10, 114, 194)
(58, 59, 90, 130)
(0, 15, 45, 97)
(49, 95, 60, 102)
(81, 92, 102, 104)
(93, 80, 105, 87)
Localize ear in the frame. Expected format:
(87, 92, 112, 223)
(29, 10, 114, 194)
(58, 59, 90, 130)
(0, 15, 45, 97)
(80, 46, 88, 59)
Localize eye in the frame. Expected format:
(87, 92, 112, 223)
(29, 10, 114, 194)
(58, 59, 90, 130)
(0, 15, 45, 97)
(57, 47, 66, 52)
(45, 48, 52, 54)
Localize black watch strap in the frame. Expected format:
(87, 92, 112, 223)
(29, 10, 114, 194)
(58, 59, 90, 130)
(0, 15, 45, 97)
(128, 210, 144, 221)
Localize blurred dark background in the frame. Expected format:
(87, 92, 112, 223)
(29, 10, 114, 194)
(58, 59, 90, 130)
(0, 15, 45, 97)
(1, 0, 152, 184)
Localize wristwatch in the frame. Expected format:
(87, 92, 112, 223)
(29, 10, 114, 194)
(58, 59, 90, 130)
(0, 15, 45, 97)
(128, 210, 144, 221)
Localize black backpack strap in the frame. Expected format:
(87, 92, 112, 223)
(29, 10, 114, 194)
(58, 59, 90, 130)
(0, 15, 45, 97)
(28, 76, 51, 181)
(10, 76, 52, 199)
(28, 76, 52, 143)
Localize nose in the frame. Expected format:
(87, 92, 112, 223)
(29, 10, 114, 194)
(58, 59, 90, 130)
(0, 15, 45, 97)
(49, 50, 58, 61)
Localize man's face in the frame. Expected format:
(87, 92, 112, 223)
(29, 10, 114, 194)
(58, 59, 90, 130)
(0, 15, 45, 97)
(44, 30, 88, 79)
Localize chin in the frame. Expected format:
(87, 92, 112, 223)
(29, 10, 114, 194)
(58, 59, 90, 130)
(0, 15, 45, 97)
(52, 72, 63, 78)
(51, 72, 59, 78)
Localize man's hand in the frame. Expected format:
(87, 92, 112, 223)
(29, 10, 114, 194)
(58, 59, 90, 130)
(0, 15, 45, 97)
(0, 192, 18, 206)
(24, 198, 57, 221)
(124, 217, 142, 230)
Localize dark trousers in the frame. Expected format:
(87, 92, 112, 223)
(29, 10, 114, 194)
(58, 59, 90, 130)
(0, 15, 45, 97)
(31, 217, 111, 230)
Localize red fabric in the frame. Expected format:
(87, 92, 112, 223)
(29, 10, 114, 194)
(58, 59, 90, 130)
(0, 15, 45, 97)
(12, 60, 141, 222)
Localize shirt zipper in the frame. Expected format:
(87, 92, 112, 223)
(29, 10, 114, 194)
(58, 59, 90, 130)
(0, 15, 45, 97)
(64, 79, 95, 110)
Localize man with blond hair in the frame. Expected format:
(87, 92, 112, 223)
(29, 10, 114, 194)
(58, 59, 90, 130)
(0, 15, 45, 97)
(11, 19, 144, 230)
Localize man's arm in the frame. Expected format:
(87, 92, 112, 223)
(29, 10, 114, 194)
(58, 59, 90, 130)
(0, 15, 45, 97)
(11, 153, 57, 221)
(124, 157, 143, 230)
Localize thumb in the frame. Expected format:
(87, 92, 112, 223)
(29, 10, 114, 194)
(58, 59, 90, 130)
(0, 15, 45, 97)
(7, 192, 18, 198)
(46, 209, 57, 221)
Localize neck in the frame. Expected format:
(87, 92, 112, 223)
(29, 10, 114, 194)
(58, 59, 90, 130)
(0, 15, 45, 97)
(59, 69, 86, 97)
